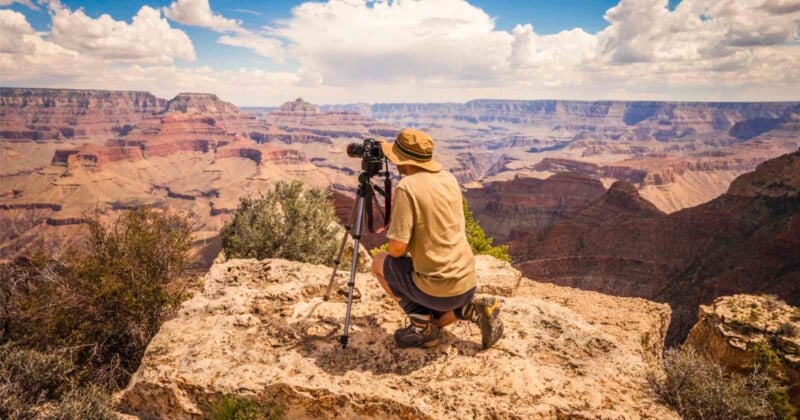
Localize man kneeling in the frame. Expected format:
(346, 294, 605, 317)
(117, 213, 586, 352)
(372, 128, 503, 349)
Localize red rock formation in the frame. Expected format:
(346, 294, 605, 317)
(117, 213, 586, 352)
(510, 150, 800, 344)
(270, 97, 320, 116)
(1, 87, 165, 143)
(259, 98, 398, 141)
(466, 172, 607, 241)
(532, 158, 648, 184)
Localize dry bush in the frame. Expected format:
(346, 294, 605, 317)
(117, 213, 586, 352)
(210, 394, 284, 420)
(221, 181, 338, 265)
(0, 344, 114, 420)
(648, 347, 784, 419)
(1, 208, 194, 387)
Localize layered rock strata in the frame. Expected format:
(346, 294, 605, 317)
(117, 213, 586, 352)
(511, 150, 800, 344)
(465, 172, 607, 241)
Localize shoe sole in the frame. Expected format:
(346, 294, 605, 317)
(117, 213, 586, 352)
(478, 297, 504, 349)
(395, 338, 439, 349)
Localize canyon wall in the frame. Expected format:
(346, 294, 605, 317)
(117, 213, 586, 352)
(326, 99, 800, 212)
(510, 150, 800, 344)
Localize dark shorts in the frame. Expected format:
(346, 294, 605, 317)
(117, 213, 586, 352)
(383, 255, 475, 313)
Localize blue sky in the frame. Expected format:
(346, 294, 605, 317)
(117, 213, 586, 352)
(1, 0, 797, 105)
(11, 0, 664, 72)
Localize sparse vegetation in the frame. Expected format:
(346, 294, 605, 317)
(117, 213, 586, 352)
(2, 208, 193, 386)
(369, 199, 510, 262)
(648, 347, 790, 419)
(751, 342, 797, 419)
(0, 344, 114, 419)
(210, 394, 284, 420)
(221, 181, 338, 265)
(776, 322, 798, 338)
(750, 307, 762, 322)
(1, 208, 195, 415)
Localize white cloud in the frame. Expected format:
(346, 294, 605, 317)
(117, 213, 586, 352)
(49, 2, 195, 64)
(234, 9, 261, 17)
(0, 10, 99, 82)
(218, 32, 285, 61)
(2, 0, 799, 104)
(162, 0, 284, 60)
(162, 0, 240, 32)
(276, 0, 512, 85)
(0, 9, 35, 54)
(0, 0, 39, 10)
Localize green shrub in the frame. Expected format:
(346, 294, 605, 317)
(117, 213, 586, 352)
(648, 347, 783, 419)
(369, 200, 511, 262)
(370, 242, 389, 256)
(1, 208, 194, 387)
(0, 344, 114, 420)
(210, 394, 283, 420)
(752, 342, 797, 419)
(221, 181, 338, 265)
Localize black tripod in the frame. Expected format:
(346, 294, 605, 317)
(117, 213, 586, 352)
(324, 167, 391, 349)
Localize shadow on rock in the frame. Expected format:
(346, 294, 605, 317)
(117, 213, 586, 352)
(295, 314, 484, 376)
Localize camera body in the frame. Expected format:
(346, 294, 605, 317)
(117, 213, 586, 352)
(347, 137, 384, 177)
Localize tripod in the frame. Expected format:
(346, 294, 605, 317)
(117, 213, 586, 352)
(324, 170, 391, 349)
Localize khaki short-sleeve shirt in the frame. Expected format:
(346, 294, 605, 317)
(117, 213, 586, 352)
(386, 170, 477, 297)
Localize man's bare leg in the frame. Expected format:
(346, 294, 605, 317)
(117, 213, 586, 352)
(371, 251, 400, 301)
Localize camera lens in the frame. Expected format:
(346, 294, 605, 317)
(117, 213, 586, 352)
(346, 143, 365, 158)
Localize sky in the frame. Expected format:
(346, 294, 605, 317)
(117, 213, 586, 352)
(0, 0, 798, 106)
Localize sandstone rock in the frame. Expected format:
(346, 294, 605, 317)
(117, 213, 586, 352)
(684, 294, 800, 404)
(116, 255, 676, 419)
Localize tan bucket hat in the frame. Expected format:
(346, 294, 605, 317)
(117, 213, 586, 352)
(380, 128, 442, 172)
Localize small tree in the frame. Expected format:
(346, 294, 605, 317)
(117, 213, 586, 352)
(221, 181, 338, 265)
(463, 199, 510, 261)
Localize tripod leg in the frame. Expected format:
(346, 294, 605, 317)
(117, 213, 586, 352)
(324, 199, 359, 301)
(341, 194, 366, 349)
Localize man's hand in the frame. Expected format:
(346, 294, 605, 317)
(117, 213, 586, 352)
(388, 239, 408, 258)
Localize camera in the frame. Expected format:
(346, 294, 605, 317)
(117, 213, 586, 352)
(347, 138, 384, 177)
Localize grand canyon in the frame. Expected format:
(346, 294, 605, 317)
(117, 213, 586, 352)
(2, 86, 798, 290)
(4, 0, 800, 417)
(2, 86, 799, 416)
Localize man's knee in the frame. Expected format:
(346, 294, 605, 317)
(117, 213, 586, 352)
(372, 251, 387, 277)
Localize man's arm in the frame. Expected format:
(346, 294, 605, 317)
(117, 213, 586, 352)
(388, 239, 407, 257)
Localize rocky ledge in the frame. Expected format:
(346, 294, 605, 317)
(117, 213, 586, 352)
(684, 294, 799, 404)
(116, 255, 676, 419)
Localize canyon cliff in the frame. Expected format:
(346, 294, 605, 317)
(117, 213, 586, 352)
(116, 255, 677, 419)
(510, 150, 800, 344)
(0, 90, 346, 263)
(327, 99, 800, 212)
(464, 172, 607, 241)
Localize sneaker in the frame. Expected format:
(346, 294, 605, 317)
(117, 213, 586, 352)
(394, 313, 440, 349)
(461, 297, 504, 349)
